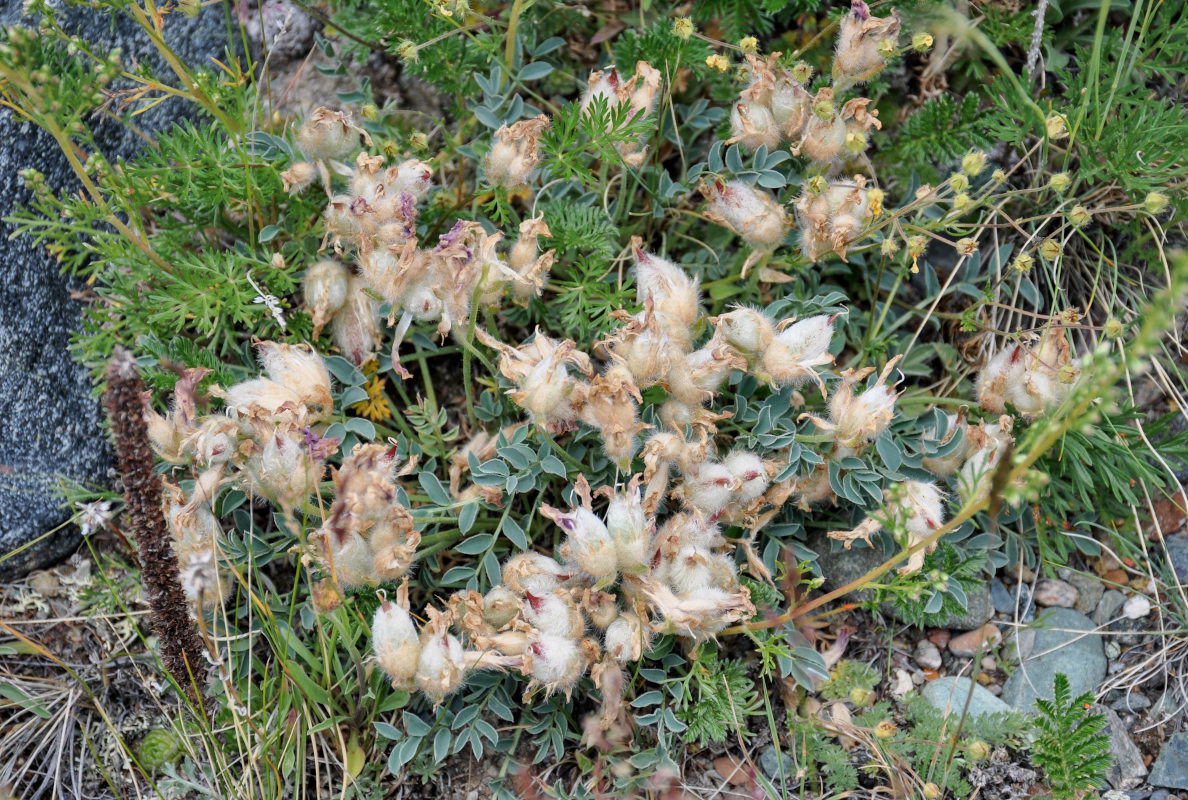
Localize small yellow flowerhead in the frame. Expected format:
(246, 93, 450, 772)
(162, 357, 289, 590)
(952, 192, 972, 212)
(949, 173, 969, 193)
(907, 234, 927, 272)
(845, 131, 867, 154)
(1045, 112, 1069, 140)
(868, 187, 885, 216)
(805, 174, 828, 195)
(812, 95, 835, 121)
(1144, 191, 1170, 214)
(396, 40, 419, 63)
(673, 17, 694, 40)
(873, 719, 898, 739)
(705, 54, 730, 72)
(877, 38, 896, 57)
(791, 61, 813, 83)
(880, 237, 900, 257)
(912, 32, 934, 51)
(956, 237, 978, 256)
(991, 168, 1007, 184)
(409, 131, 429, 151)
(966, 741, 992, 761)
(1048, 172, 1071, 193)
(1103, 317, 1124, 338)
(962, 149, 988, 177)
(1039, 238, 1062, 261)
(739, 36, 758, 54)
(1011, 252, 1034, 274)
(1068, 205, 1092, 227)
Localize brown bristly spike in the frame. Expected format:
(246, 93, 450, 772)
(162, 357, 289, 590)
(103, 347, 206, 707)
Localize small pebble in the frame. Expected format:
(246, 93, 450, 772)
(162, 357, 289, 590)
(1103, 568, 1130, 587)
(1111, 693, 1151, 713)
(1149, 790, 1168, 800)
(911, 670, 925, 686)
(981, 656, 997, 671)
(1123, 594, 1152, 619)
(949, 624, 1002, 657)
(988, 684, 1003, 696)
(927, 628, 951, 648)
(1034, 578, 1079, 608)
(976, 672, 991, 685)
(915, 640, 943, 671)
(1106, 641, 1122, 660)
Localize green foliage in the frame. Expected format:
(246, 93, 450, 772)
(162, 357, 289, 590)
(669, 645, 761, 747)
(820, 660, 879, 701)
(1031, 674, 1112, 799)
(885, 93, 994, 179)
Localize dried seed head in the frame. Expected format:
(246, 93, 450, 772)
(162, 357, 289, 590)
(255, 341, 334, 419)
(296, 107, 362, 161)
(502, 552, 571, 596)
(1068, 205, 1092, 227)
(525, 633, 592, 697)
(581, 588, 620, 629)
(632, 241, 700, 349)
(1045, 112, 1068, 140)
(485, 115, 550, 187)
(280, 160, 317, 194)
(833, 0, 901, 88)
(758, 314, 836, 388)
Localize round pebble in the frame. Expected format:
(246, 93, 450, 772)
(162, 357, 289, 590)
(1034, 578, 1079, 608)
(949, 624, 1002, 657)
(915, 640, 943, 671)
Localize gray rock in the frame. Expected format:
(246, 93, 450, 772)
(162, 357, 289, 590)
(1149, 790, 1169, 800)
(1149, 732, 1188, 790)
(990, 578, 1014, 614)
(1098, 706, 1147, 790)
(1001, 608, 1106, 711)
(922, 676, 1014, 719)
(1165, 535, 1188, 585)
(1069, 572, 1105, 616)
(0, 2, 230, 579)
(923, 582, 995, 631)
(1109, 615, 1147, 647)
(993, 579, 1036, 621)
(914, 640, 942, 671)
(1096, 590, 1128, 626)
(758, 744, 795, 780)
(811, 532, 887, 603)
(1110, 693, 1151, 713)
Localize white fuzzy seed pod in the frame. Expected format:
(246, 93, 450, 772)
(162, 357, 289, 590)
(605, 486, 650, 574)
(681, 462, 737, 515)
(730, 99, 780, 152)
(303, 260, 350, 338)
(527, 634, 588, 695)
(373, 599, 421, 688)
(715, 308, 776, 356)
(502, 552, 571, 596)
(547, 506, 618, 586)
(604, 612, 650, 663)
(523, 590, 585, 639)
(724, 450, 769, 504)
(255, 341, 334, 419)
(415, 626, 467, 702)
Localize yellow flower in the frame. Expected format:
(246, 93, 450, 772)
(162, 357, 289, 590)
(673, 17, 694, 40)
(739, 36, 758, 54)
(705, 54, 730, 72)
(350, 362, 394, 422)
